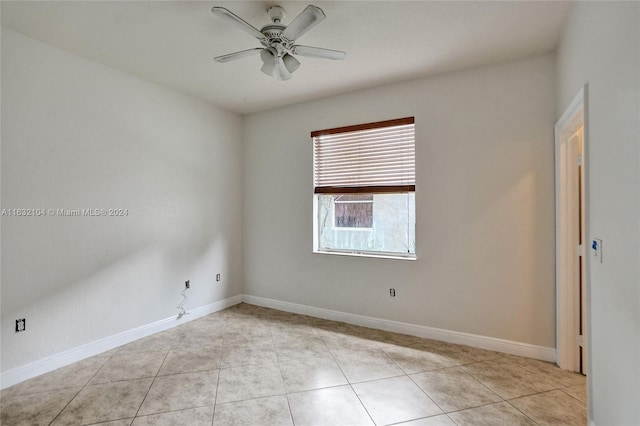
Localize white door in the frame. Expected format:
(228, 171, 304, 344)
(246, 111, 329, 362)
(555, 86, 588, 375)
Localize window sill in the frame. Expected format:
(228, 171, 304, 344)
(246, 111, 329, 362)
(330, 227, 373, 232)
(313, 249, 416, 261)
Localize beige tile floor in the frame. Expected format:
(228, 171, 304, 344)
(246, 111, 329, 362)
(1, 303, 587, 425)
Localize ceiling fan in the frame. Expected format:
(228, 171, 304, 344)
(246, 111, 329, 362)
(211, 4, 346, 81)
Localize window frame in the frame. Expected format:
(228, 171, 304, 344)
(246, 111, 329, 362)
(311, 117, 416, 260)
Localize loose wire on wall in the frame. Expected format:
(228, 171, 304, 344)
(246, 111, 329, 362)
(177, 280, 190, 319)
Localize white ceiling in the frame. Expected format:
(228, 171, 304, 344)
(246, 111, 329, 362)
(1, 1, 572, 115)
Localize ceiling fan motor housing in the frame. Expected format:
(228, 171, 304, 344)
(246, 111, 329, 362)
(260, 25, 293, 54)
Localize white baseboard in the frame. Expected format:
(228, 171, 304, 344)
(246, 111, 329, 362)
(1, 295, 242, 390)
(2, 293, 557, 390)
(242, 294, 556, 362)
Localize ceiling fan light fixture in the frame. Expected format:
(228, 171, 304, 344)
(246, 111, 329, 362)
(260, 48, 276, 76)
(283, 54, 300, 73)
(275, 56, 292, 81)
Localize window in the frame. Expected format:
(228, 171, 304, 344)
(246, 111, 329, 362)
(312, 117, 416, 259)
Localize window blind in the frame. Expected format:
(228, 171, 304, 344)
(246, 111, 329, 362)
(312, 117, 415, 194)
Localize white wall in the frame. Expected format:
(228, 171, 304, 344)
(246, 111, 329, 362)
(1, 28, 243, 372)
(243, 54, 557, 349)
(557, 2, 640, 424)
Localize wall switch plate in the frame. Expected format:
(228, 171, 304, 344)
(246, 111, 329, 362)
(592, 238, 603, 263)
(16, 318, 26, 333)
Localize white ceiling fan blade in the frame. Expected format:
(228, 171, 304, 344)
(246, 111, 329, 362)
(214, 48, 263, 63)
(291, 45, 346, 60)
(282, 5, 325, 41)
(275, 57, 292, 81)
(211, 7, 266, 40)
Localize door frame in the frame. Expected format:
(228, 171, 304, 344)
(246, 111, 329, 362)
(555, 85, 589, 371)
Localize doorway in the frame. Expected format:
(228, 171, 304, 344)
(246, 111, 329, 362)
(555, 86, 588, 375)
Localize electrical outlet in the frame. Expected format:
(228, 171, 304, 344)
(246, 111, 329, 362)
(216, 273, 221, 282)
(389, 288, 396, 297)
(16, 318, 26, 333)
(185, 280, 190, 289)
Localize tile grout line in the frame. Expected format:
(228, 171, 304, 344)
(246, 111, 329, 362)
(317, 329, 377, 425)
(459, 359, 546, 402)
(405, 370, 446, 407)
(558, 387, 588, 406)
(46, 385, 84, 425)
(131, 349, 171, 421)
(269, 318, 297, 426)
(449, 364, 505, 403)
(504, 387, 588, 425)
(123, 403, 215, 422)
(211, 316, 229, 426)
(213, 391, 289, 406)
(504, 398, 543, 425)
(47, 354, 114, 425)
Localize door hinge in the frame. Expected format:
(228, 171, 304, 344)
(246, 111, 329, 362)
(577, 244, 584, 256)
(576, 156, 583, 166)
(577, 334, 584, 347)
